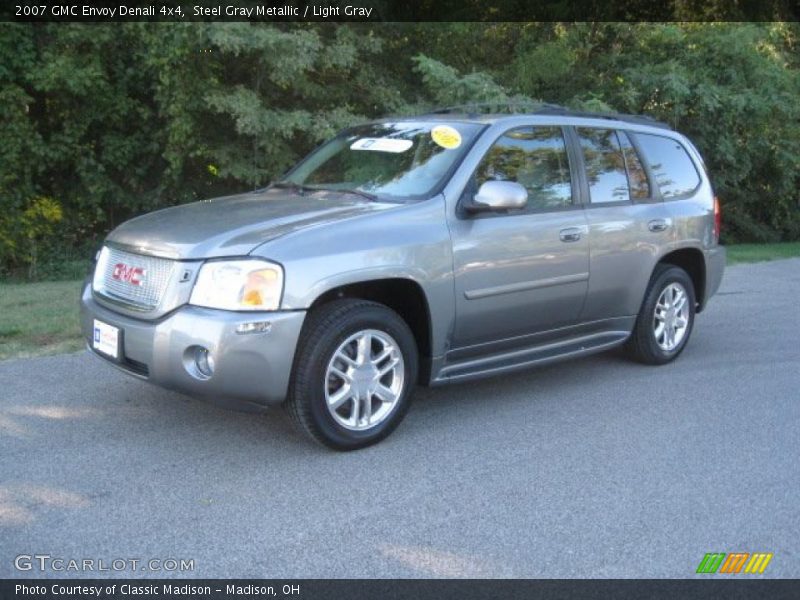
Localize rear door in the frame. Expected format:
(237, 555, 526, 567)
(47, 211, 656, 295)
(448, 125, 590, 349)
(634, 131, 711, 245)
(572, 127, 674, 321)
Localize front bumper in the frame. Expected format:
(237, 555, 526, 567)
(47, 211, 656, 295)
(80, 283, 306, 407)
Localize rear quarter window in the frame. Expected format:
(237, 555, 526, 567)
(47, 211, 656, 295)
(633, 133, 701, 198)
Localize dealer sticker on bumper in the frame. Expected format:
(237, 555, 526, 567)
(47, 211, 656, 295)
(93, 319, 120, 359)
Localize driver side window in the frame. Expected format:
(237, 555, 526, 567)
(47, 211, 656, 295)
(474, 126, 574, 211)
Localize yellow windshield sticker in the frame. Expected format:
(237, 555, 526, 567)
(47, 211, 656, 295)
(431, 125, 462, 149)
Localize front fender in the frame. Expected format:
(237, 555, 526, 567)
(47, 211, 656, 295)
(251, 197, 455, 358)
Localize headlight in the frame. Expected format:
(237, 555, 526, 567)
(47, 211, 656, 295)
(92, 246, 111, 292)
(189, 259, 284, 311)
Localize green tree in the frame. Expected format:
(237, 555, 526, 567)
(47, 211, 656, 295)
(1, 22, 798, 279)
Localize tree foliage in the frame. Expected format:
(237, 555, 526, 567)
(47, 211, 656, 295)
(1, 22, 798, 278)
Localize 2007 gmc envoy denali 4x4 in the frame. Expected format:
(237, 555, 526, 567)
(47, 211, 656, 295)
(81, 105, 725, 449)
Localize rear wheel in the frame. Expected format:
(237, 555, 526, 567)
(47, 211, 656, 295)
(626, 264, 696, 365)
(285, 299, 418, 450)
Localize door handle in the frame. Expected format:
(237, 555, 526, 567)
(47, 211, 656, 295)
(559, 227, 582, 243)
(648, 219, 669, 232)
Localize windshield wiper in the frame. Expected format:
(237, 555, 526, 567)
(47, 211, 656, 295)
(306, 187, 378, 202)
(331, 188, 378, 201)
(270, 181, 313, 194)
(271, 182, 378, 202)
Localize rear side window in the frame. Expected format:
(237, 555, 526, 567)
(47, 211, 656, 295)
(475, 126, 573, 211)
(576, 128, 630, 204)
(633, 133, 701, 198)
(619, 132, 650, 199)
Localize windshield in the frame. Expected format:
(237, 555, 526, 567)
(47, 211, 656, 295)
(281, 121, 485, 200)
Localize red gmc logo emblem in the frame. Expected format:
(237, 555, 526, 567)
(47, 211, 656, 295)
(112, 263, 145, 286)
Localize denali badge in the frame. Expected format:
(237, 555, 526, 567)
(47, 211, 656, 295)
(112, 263, 145, 286)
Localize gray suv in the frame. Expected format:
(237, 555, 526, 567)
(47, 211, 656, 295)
(81, 107, 725, 449)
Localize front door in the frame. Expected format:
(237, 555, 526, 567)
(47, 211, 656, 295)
(449, 125, 590, 350)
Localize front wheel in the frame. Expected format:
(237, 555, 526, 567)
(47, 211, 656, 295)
(284, 299, 418, 450)
(626, 264, 696, 365)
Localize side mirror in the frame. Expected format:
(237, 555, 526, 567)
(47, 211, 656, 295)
(469, 181, 528, 212)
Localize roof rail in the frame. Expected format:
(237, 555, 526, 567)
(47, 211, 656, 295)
(428, 101, 564, 115)
(423, 101, 671, 130)
(535, 105, 672, 129)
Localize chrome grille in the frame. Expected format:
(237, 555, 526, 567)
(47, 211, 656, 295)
(93, 246, 175, 310)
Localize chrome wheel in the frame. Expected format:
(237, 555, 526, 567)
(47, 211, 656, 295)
(324, 329, 405, 431)
(653, 282, 690, 352)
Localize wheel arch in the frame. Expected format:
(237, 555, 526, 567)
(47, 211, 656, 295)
(657, 247, 707, 312)
(308, 278, 434, 383)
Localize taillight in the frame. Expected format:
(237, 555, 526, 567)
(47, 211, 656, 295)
(713, 196, 722, 244)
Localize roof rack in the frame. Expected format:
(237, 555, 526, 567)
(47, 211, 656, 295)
(428, 101, 562, 115)
(424, 101, 671, 130)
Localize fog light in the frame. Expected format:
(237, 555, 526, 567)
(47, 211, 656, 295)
(195, 347, 215, 377)
(236, 320, 272, 335)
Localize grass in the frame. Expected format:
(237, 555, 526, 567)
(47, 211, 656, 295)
(0, 280, 85, 360)
(0, 241, 799, 361)
(725, 242, 800, 265)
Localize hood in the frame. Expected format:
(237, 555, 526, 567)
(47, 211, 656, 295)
(106, 188, 397, 260)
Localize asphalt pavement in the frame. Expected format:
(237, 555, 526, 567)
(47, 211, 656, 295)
(1, 258, 798, 578)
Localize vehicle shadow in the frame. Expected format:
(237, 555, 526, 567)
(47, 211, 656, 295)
(0, 343, 679, 460)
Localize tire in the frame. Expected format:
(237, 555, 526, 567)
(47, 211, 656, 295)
(284, 299, 418, 450)
(625, 264, 696, 365)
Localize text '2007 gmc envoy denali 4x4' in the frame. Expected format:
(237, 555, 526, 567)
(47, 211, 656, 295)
(81, 105, 725, 450)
